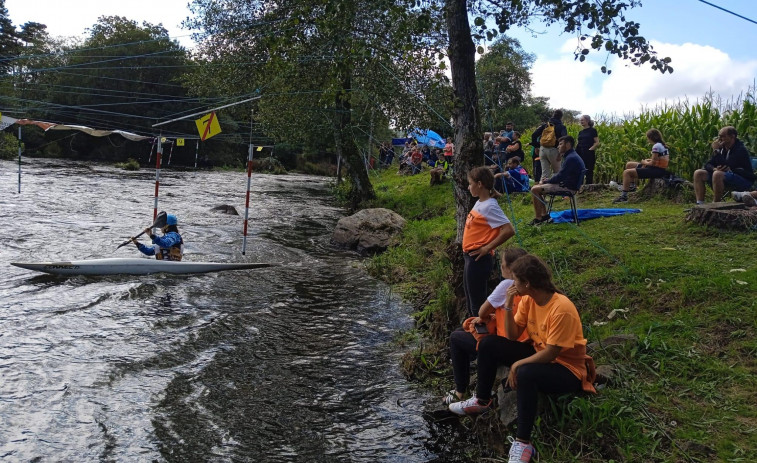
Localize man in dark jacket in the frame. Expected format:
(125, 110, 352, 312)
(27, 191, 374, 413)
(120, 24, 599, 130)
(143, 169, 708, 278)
(532, 110, 568, 183)
(693, 126, 755, 203)
(529, 136, 585, 225)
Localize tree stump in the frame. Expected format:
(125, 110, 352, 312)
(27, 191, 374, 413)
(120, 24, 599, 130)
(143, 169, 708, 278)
(686, 202, 757, 230)
(637, 177, 692, 203)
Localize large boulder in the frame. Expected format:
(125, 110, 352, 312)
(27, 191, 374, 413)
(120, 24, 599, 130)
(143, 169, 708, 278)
(332, 208, 406, 254)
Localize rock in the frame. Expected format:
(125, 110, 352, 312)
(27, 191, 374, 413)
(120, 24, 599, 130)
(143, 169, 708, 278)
(211, 205, 239, 215)
(595, 364, 616, 385)
(495, 366, 518, 425)
(686, 202, 757, 230)
(332, 208, 406, 254)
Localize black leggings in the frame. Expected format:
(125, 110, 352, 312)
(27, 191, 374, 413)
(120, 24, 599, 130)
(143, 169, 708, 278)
(578, 149, 596, 185)
(475, 336, 581, 441)
(463, 252, 493, 317)
(449, 328, 478, 393)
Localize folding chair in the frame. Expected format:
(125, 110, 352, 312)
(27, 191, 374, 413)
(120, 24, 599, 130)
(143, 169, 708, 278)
(545, 190, 579, 225)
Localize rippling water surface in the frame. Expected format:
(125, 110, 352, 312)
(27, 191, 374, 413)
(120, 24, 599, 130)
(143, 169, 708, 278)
(0, 159, 462, 462)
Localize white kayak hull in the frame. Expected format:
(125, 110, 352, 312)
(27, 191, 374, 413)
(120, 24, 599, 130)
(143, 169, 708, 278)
(11, 258, 274, 276)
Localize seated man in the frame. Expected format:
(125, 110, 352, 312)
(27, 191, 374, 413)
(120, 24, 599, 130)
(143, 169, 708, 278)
(495, 156, 530, 193)
(693, 126, 755, 203)
(529, 136, 585, 225)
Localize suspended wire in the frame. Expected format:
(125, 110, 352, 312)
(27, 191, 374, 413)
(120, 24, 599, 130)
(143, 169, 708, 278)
(696, 0, 757, 26)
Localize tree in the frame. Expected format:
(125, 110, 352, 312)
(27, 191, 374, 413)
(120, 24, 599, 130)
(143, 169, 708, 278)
(185, 0, 447, 207)
(476, 36, 534, 131)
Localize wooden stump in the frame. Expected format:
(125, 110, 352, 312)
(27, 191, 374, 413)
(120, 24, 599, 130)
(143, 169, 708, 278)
(686, 202, 757, 230)
(638, 178, 693, 203)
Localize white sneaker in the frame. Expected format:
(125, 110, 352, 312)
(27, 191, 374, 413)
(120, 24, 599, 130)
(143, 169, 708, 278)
(744, 194, 757, 207)
(448, 396, 492, 415)
(731, 191, 746, 202)
(507, 437, 536, 462)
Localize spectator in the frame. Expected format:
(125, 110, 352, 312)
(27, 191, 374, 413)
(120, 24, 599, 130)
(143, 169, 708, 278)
(447, 254, 596, 463)
(461, 167, 515, 317)
(384, 144, 395, 166)
(379, 142, 388, 167)
(500, 122, 515, 143)
(444, 248, 530, 405)
(576, 115, 600, 184)
(693, 126, 755, 203)
(410, 147, 423, 175)
(529, 127, 542, 183)
(504, 131, 525, 163)
(613, 128, 669, 203)
(529, 136, 585, 225)
(496, 156, 530, 194)
(443, 141, 454, 164)
(428, 148, 440, 167)
(532, 110, 568, 183)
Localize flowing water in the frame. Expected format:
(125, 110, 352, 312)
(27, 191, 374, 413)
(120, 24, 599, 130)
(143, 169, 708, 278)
(0, 159, 469, 462)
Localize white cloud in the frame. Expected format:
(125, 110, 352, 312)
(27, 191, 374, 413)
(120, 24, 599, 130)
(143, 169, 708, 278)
(530, 39, 757, 119)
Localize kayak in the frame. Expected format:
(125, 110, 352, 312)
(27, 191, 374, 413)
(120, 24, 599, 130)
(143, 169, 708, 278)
(10, 258, 274, 276)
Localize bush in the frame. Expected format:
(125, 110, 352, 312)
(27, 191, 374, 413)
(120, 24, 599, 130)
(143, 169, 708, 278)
(115, 158, 140, 170)
(0, 131, 20, 160)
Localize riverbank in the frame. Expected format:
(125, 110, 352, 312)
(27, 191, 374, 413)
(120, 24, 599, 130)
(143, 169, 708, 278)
(363, 168, 756, 462)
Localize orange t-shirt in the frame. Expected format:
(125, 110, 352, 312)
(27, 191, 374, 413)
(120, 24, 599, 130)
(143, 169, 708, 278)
(462, 198, 510, 252)
(513, 293, 589, 382)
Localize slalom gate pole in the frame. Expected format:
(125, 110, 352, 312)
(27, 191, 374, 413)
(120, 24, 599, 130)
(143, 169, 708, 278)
(194, 140, 199, 170)
(148, 138, 156, 163)
(168, 140, 174, 165)
(17, 126, 21, 193)
(242, 143, 254, 255)
(153, 136, 163, 223)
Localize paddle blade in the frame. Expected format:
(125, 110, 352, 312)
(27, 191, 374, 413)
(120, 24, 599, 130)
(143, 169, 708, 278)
(153, 211, 168, 228)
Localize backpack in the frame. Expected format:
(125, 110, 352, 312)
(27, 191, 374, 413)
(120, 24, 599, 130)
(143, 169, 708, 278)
(540, 123, 556, 148)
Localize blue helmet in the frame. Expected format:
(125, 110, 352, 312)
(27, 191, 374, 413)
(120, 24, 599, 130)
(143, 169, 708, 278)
(166, 214, 178, 226)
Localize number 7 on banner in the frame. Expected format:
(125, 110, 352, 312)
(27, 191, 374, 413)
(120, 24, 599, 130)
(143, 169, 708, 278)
(195, 111, 222, 141)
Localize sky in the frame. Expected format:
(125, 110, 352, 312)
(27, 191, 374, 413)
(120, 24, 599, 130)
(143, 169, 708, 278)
(5, 0, 757, 119)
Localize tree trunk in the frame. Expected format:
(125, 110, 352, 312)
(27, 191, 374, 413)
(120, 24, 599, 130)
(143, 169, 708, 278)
(445, 0, 482, 241)
(334, 73, 375, 209)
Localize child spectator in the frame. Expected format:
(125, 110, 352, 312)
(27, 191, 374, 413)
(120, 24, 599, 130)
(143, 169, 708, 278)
(496, 156, 530, 193)
(461, 167, 515, 317)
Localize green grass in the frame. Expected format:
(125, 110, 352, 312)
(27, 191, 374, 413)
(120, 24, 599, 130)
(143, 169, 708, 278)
(365, 167, 757, 462)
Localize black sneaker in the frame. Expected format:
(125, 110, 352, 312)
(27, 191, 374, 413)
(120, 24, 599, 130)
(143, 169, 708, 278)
(613, 195, 628, 203)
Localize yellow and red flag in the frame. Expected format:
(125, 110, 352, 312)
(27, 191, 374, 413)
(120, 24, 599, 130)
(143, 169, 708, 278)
(195, 111, 222, 141)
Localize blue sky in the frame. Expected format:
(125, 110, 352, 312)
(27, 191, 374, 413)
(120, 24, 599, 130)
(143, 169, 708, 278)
(6, 0, 757, 118)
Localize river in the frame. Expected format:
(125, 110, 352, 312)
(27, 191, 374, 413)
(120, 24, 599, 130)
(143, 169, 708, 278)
(0, 159, 471, 462)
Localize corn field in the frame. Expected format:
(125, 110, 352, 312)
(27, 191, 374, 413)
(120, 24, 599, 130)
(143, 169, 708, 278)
(523, 89, 757, 184)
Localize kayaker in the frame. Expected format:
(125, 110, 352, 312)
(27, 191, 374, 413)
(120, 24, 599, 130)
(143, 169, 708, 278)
(132, 214, 184, 261)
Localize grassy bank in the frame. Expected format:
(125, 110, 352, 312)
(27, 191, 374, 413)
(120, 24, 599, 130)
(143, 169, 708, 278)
(363, 168, 756, 462)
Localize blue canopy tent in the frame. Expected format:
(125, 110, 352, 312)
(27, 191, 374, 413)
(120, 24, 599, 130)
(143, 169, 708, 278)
(408, 128, 446, 148)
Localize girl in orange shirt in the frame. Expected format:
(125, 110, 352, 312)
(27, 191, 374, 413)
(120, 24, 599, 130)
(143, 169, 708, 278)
(449, 255, 596, 463)
(462, 167, 515, 317)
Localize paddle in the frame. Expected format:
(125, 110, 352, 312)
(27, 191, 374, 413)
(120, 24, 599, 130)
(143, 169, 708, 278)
(116, 211, 167, 250)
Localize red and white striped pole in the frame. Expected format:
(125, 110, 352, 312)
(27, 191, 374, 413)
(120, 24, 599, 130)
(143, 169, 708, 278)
(242, 143, 254, 255)
(167, 139, 175, 165)
(153, 136, 163, 222)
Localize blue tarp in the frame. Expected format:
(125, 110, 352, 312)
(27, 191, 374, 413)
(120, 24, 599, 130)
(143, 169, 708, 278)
(549, 208, 641, 224)
(408, 128, 446, 148)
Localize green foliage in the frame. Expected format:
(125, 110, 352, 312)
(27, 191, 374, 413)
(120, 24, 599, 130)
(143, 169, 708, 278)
(0, 130, 19, 159)
(367, 166, 757, 461)
(114, 157, 140, 170)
